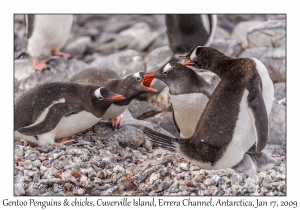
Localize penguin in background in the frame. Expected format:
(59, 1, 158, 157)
(143, 46, 274, 170)
(14, 82, 125, 146)
(70, 67, 158, 128)
(165, 14, 217, 55)
(25, 14, 73, 71)
(144, 63, 214, 138)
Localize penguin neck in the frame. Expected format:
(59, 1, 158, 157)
(108, 79, 143, 106)
(202, 54, 231, 79)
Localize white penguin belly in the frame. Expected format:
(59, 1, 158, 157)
(54, 111, 101, 139)
(170, 93, 209, 138)
(28, 15, 73, 57)
(15, 111, 101, 146)
(101, 104, 127, 120)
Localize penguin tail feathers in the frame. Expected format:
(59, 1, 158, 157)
(143, 127, 183, 152)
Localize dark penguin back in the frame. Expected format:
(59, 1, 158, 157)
(14, 82, 90, 131)
(70, 67, 121, 85)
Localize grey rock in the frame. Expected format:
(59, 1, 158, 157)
(64, 36, 92, 56)
(232, 20, 285, 49)
(239, 47, 285, 83)
(145, 46, 173, 73)
(178, 163, 189, 171)
(14, 183, 25, 196)
(73, 188, 85, 195)
(274, 82, 286, 102)
(90, 49, 145, 78)
(153, 180, 172, 192)
(113, 165, 125, 174)
(204, 178, 216, 186)
(145, 112, 180, 138)
(14, 146, 24, 157)
(137, 173, 149, 183)
(119, 22, 160, 51)
(128, 101, 162, 119)
(93, 122, 144, 150)
(23, 160, 33, 170)
(87, 168, 97, 179)
(211, 39, 244, 57)
(268, 103, 286, 148)
(14, 58, 89, 101)
(230, 173, 243, 184)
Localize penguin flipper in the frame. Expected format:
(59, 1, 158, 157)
(143, 127, 185, 152)
(25, 14, 35, 39)
(18, 103, 83, 136)
(247, 76, 269, 153)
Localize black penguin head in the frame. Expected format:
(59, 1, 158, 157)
(179, 46, 224, 70)
(94, 87, 125, 102)
(122, 72, 158, 95)
(143, 63, 186, 86)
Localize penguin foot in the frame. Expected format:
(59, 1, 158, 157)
(54, 139, 75, 146)
(33, 57, 49, 71)
(51, 49, 71, 59)
(108, 115, 123, 129)
(246, 151, 262, 156)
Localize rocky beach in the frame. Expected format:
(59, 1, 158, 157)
(14, 14, 286, 196)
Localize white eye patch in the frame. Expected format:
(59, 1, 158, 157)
(190, 47, 198, 61)
(163, 63, 172, 74)
(133, 72, 142, 81)
(94, 88, 103, 98)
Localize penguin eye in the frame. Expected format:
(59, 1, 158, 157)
(163, 71, 168, 75)
(136, 77, 141, 81)
(98, 97, 104, 100)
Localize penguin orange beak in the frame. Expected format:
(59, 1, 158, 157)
(142, 73, 158, 93)
(183, 61, 195, 66)
(107, 94, 125, 101)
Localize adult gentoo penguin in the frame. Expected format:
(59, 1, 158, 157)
(14, 82, 125, 146)
(180, 46, 274, 155)
(70, 67, 157, 128)
(143, 46, 274, 170)
(144, 63, 214, 138)
(165, 14, 217, 54)
(25, 15, 73, 71)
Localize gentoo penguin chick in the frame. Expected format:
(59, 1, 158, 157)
(14, 82, 125, 146)
(25, 15, 73, 71)
(144, 63, 214, 138)
(70, 67, 157, 128)
(165, 14, 217, 55)
(143, 47, 274, 170)
(180, 46, 274, 155)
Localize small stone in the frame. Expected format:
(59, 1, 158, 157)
(33, 160, 41, 168)
(23, 160, 33, 170)
(14, 183, 25, 196)
(204, 178, 216, 186)
(179, 163, 189, 171)
(113, 165, 125, 174)
(230, 173, 243, 184)
(226, 168, 235, 177)
(137, 173, 149, 183)
(88, 168, 96, 179)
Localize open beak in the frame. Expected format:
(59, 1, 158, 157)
(142, 73, 158, 93)
(183, 61, 195, 66)
(107, 94, 126, 101)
